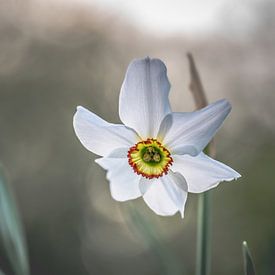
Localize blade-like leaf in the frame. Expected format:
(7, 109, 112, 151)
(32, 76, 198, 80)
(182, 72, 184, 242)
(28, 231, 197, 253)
(0, 166, 30, 275)
(242, 241, 256, 275)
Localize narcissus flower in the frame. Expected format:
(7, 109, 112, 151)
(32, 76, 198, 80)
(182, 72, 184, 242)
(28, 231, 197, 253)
(73, 57, 241, 217)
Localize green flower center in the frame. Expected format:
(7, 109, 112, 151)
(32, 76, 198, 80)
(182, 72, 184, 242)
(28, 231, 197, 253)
(128, 138, 173, 179)
(142, 146, 162, 163)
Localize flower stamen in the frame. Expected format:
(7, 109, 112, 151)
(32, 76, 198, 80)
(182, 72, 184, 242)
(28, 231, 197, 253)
(128, 138, 173, 179)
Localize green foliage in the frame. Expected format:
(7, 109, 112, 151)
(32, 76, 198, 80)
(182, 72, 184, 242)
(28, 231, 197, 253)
(0, 167, 30, 275)
(242, 241, 256, 275)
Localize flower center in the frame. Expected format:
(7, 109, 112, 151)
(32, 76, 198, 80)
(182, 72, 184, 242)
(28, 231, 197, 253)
(142, 146, 161, 163)
(128, 138, 173, 179)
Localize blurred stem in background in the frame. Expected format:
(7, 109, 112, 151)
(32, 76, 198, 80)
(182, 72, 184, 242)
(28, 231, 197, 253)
(196, 189, 212, 275)
(0, 166, 30, 275)
(187, 53, 215, 275)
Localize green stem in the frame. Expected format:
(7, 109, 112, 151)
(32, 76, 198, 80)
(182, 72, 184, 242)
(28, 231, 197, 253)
(196, 190, 212, 275)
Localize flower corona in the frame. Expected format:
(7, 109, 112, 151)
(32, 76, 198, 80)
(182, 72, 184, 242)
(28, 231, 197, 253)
(128, 138, 173, 179)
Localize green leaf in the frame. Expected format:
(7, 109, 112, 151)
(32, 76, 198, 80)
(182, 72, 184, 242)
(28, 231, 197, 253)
(0, 166, 30, 275)
(242, 241, 256, 275)
(0, 269, 6, 275)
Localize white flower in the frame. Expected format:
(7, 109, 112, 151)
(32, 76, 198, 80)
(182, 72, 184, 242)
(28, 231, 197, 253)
(73, 57, 241, 218)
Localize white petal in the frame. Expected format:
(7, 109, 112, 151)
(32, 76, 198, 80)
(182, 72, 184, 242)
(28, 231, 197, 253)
(73, 106, 139, 156)
(171, 153, 241, 193)
(159, 99, 231, 156)
(143, 171, 188, 217)
(119, 57, 171, 139)
(95, 156, 142, 201)
(139, 177, 150, 195)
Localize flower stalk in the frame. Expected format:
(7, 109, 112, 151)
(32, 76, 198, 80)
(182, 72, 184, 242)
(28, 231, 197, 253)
(196, 190, 212, 275)
(187, 53, 215, 275)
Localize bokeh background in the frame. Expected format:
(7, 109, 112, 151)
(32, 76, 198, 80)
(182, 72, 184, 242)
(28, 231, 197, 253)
(0, 0, 275, 274)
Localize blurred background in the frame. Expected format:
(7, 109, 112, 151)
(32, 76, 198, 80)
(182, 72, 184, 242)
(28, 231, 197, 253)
(0, 0, 275, 274)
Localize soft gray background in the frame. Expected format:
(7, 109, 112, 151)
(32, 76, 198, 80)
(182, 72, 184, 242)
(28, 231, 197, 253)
(0, 0, 275, 274)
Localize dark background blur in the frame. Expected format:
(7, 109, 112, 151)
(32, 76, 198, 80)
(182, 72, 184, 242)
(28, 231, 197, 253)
(0, 0, 275, 274)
